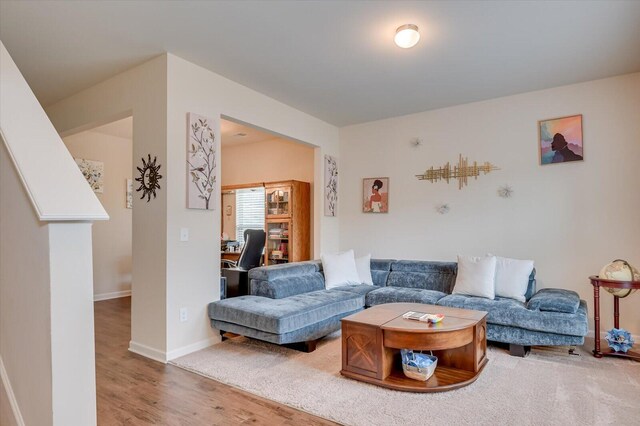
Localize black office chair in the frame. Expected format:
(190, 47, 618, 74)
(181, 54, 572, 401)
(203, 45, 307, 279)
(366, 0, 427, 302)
(221, 229, 265, 298)
(221, 229, 265, 270)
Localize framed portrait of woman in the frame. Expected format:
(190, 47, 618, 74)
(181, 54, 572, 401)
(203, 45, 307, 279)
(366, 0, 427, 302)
(362, 177, 389, 213)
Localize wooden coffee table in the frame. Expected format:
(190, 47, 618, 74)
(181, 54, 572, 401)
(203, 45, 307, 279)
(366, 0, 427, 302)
(340, 302, 488, 392)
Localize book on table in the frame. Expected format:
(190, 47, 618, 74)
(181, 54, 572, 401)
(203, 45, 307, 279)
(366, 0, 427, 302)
(402, 311, 445, 323)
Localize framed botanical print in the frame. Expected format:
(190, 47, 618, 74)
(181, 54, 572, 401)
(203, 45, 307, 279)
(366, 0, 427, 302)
(324, 155, 338, 217)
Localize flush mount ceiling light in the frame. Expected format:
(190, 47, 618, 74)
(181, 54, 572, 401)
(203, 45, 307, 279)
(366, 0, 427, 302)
(394, 24, 420, 48)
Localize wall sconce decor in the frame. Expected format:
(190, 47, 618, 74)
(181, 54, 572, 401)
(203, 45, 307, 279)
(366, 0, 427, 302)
(416, 154, 499, 190)
(497, 185, 514, 198)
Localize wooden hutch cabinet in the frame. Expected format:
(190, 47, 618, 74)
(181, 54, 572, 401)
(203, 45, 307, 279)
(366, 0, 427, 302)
(264, 180, 310, 265)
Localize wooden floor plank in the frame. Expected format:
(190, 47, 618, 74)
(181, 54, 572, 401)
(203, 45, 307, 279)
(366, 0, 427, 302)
(95, 297, 336, 425)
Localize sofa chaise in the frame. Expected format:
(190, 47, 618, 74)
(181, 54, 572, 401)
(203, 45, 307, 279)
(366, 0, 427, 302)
(208, 259, 588, 355)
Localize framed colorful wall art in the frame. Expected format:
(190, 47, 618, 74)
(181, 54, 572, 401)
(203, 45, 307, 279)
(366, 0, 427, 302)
(539, 114, 583, 165)
(362, 177, 389, 213)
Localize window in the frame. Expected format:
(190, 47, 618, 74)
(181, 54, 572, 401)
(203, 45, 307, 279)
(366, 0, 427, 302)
(235, 187, 265, 244)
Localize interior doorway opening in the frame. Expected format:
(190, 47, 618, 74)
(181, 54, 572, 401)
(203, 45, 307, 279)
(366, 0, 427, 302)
(61, 116, 134, 301)
(219, 117, 317, 274)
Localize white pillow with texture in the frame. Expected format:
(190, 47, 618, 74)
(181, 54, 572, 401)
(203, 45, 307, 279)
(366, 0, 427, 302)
(492, 255, 534, 303)
(355, 254, 374, 285)
(322, 250, 360, 289)
(453, 255, 497, 299)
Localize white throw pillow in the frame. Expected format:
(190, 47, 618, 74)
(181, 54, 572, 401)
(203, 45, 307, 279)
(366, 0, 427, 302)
(452, 255, 497, 299)
(492, 255, 534, 303)
(321, 250, 361, 289)
(355, 254, 374, 285)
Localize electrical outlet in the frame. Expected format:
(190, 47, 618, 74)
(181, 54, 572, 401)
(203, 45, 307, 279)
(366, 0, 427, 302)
(180, 228, 189, 242)
(179, 307, 188, 322)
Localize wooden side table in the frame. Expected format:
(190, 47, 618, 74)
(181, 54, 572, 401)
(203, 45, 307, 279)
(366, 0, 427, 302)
(589, 275, 640, 361)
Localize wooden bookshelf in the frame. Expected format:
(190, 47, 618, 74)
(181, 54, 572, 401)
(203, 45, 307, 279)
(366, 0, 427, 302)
(265, 180, 310, 265)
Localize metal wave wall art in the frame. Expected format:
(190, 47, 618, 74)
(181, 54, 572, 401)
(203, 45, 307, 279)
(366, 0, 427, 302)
(416, 154, 499, 190)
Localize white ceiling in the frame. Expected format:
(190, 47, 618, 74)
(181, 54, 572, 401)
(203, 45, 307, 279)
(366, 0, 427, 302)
(91, 116, 133, 140)
(1, 1, 639, 126)
(221, 119, 279, 147)
(86, 114, 280, 147)
(80, 114, 297, 147)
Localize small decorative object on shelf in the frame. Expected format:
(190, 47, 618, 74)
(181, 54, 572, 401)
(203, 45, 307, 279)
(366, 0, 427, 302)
(605, 328, 634, 353)
(400, 349, 438, 381)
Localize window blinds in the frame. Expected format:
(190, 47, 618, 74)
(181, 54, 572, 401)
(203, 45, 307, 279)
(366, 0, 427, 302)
(235, 187, 265, 244)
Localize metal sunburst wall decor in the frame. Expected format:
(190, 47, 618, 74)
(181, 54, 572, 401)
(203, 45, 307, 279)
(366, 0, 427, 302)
(135, 154, 163, 202)
(416, 154, 499, 190)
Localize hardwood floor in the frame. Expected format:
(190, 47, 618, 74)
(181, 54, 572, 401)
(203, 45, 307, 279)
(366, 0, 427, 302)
(95, 297, 336, 425)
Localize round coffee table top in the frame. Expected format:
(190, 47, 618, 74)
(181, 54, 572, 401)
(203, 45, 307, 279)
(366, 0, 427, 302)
(344, 302, 487, 333)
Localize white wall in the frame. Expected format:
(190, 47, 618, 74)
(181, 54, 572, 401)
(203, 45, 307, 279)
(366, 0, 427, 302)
(222, 136, 315, 251)
(1, 141, 53, 426)
(46, 53, 340, 361)
(0, 378, 18, 426)
(222, 137, 315, 185)
(1, 41, 102, 426)
(63, 130, 133, 299)
(46, 54, 169, 361)
(49, 222, 97, 426)
(164, 54, 340, 358)
(339, 72, 640, 335)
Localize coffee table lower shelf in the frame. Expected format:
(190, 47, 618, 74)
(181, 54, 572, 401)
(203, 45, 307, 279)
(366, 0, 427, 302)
(341, 361, 487, 393)
(340, 303, 489, 393)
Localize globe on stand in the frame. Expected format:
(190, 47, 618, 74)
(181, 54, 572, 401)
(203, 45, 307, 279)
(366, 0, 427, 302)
(599, 259, 640, 298)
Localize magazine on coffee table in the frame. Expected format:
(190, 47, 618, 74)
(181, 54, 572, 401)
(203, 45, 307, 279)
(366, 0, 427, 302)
(402, 311, 445, 323)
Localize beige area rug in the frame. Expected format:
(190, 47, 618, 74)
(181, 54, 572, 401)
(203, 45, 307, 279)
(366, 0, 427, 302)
(171, 333, 640, 425)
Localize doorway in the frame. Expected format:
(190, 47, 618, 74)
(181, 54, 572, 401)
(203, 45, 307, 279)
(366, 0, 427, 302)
(61, 116, 134, 301)
(220, 117, 316, 260)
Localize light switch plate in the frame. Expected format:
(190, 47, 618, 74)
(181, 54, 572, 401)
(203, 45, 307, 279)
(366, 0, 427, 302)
(180, 228, 189, 242)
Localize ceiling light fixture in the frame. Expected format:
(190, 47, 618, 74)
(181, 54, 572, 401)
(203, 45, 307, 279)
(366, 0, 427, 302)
(394, 24, 420, 49)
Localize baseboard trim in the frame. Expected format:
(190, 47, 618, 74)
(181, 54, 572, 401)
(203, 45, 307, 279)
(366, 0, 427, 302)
(0, 356, 26, 426)
(94, 290, 131, 302)
(166, 337, 218, 361)
(128, 341, 167, 364)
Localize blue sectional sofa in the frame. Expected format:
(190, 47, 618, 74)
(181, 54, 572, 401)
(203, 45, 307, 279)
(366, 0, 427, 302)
(208, 259, 588, 355)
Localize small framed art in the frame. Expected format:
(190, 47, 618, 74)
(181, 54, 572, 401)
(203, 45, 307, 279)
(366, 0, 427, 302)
(324, 155, 338, 217)
(362, 177, 389, 213)
(539, 114, 583, 165)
